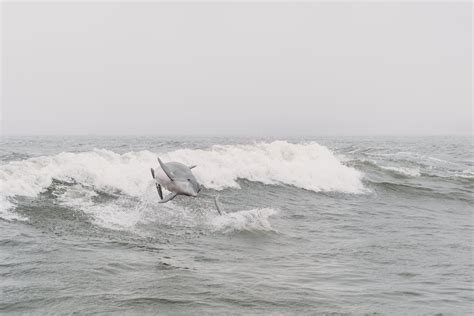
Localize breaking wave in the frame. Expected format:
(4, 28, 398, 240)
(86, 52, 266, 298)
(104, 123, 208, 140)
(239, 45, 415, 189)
(0, 141, 364, 206)
(0, 141, 366, 225)
(167, 141, 364, 193)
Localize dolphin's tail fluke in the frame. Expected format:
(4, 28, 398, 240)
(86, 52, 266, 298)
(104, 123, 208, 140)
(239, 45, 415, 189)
(150, 168, 163, 200)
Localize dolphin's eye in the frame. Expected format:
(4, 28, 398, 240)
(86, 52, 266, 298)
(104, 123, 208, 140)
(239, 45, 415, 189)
(187, 178, 191, 181)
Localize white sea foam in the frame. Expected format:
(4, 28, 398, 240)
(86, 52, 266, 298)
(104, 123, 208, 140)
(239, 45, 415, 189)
(210, 208, 277, 233)
(0, 141, 365, 220)
(56, 184, 162, 231)
(55, 182, 277, 233)
(0, 196, 28, 221)
(0, 149, 157, 199)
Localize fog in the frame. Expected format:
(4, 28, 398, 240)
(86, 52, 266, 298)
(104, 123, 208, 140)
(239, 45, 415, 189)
(1, 2, 472, 136)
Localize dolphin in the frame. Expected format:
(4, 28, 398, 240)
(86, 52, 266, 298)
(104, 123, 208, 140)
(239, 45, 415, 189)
(150, 157, 200, 203)
(151, 157, 223, 215)
(150, 157, 223, 215)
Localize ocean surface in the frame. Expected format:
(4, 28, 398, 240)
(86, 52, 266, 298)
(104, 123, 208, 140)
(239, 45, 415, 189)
(0, 136, 472, 315)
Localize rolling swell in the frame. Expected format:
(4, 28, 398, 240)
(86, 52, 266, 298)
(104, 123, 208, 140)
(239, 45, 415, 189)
(347, 155, 473, 202)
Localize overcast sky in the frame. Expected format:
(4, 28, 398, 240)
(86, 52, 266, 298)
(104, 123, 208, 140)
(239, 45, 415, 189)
(1, 2, 472, 136)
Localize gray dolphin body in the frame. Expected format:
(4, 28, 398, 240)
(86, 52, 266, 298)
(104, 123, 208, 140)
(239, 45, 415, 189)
(150, 158, 201, 203)
(150, 157, 223, 214)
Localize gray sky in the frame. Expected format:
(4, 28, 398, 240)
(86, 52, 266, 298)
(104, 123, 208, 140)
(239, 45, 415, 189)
(1, 1, 472, 136)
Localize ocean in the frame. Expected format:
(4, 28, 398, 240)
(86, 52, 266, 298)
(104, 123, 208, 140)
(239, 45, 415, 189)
(0, 136, 472, 314)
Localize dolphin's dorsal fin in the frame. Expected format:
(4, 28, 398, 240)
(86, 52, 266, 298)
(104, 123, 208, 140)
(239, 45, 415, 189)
(157, 157, 174, 181)
(189, 165, 197, 169)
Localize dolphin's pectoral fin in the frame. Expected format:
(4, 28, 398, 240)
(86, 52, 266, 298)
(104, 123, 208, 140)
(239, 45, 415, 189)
(159, 192, 178, 203)
(150, 168, 163, 199)
(189, 165, 197, 169)
(156, 184, 163, 200)
(157, 157, 174, 181)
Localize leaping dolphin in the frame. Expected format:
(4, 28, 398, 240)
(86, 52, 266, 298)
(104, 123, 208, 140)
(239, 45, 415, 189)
(150, 157, 222, 214)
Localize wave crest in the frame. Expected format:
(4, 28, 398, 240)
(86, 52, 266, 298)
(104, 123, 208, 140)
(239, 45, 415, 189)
(380, 166, 421, 177)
